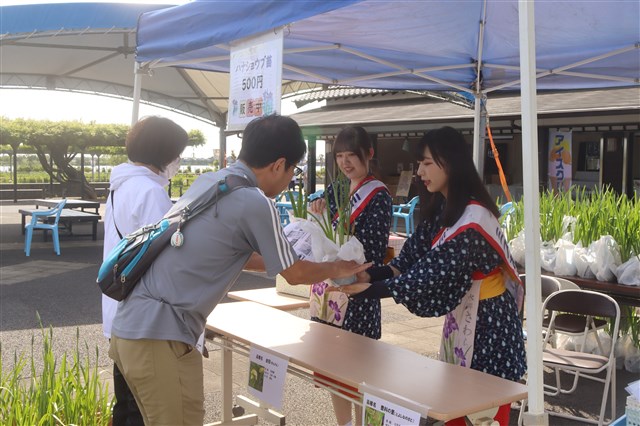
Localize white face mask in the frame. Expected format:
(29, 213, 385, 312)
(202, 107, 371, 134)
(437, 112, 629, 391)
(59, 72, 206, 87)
(160, 157, 181, 180)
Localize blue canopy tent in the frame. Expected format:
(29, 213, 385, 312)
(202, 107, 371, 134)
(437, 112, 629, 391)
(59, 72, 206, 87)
(135, 1, 639, 424)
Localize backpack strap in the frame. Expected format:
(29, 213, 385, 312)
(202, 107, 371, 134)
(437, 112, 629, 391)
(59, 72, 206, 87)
(110, 191, 124, 239)
(168, 173, 251, 248)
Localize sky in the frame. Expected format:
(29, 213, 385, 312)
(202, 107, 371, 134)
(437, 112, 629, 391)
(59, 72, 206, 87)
(0, 89, 312, 159)
(0, 0, 325, 160)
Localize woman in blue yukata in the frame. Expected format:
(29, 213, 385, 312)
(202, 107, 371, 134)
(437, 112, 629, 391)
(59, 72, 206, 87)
(309, 126, 392, 426)
(335, 126, 526, 426)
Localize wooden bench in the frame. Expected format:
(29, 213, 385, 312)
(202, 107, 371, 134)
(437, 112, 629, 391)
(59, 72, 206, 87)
(0, 188, 45, 200)
(19, 208, 101, 241)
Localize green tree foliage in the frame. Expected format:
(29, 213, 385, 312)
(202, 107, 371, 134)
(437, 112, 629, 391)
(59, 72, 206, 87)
(0, 117, 206, 199)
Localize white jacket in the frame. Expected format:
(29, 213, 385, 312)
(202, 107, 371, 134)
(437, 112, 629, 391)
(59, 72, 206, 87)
(102, 162, 171, 338)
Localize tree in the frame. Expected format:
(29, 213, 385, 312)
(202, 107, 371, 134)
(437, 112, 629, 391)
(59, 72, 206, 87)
(0, 118, 207, 199)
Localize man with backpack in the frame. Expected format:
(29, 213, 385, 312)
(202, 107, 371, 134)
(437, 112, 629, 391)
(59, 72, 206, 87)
(108, 114, 370, 425)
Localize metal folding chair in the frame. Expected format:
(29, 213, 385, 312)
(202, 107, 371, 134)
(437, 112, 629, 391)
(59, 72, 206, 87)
(542, 289, 619, 425)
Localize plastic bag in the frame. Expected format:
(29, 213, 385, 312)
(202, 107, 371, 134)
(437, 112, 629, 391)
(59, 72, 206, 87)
(556, 329, 612, 356)
(509, 230, 526, 267)
(283, 218, 344, 262)
(615, 255, 640, 286)
(282, 218, 365, 284)
(540, 240, 556, 272)
(554, 237, 577, 276)
(574, 243, 596, 279)
(584, 329, 613, 356)
(588, 235, 622, 282)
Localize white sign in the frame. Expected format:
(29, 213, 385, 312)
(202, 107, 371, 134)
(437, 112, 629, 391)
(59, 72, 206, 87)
(247, 345, 288, 409)
(362, 392, 422, 426)
(228, 29, 283, 131)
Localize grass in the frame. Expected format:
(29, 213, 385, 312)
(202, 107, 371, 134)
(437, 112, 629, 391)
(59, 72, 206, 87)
(501, 187, 640, 348)
(0, 320, 113, 425)
(503, 186, 639, 262)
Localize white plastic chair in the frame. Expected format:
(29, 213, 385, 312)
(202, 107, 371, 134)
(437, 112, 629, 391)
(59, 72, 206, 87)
(24, 199, 66, 256)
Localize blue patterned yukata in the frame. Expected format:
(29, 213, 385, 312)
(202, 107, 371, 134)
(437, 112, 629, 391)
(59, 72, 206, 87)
(311, 177, 392, 339)
(384, 211, 527, 381)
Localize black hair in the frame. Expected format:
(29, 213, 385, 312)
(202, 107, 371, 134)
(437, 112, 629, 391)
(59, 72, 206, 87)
(238, 114, 306, 168)
(417, 126, 499, 226)
(126, 116, 188, 171)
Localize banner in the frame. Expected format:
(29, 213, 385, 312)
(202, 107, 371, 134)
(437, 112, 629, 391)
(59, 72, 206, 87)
(548, 130, 572, 192)
(228, 29, 283, 131)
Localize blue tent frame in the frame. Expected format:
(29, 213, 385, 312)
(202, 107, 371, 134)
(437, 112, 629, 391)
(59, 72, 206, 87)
(135, 1, 639, 423)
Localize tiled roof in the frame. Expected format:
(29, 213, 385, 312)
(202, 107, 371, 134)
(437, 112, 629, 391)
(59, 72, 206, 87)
(290, 87, 640, 132)
(294, 86, 395, 102)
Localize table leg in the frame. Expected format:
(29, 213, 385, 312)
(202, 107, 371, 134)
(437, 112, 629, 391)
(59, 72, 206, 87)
(21, 215, 26, 234)
(92, 221, 97, 241)
(222, 337, 233, 424)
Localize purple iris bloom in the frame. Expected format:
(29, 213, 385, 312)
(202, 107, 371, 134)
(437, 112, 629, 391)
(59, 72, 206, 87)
(443, 313, 459, 339)
(328, 300, 341, 322)
(454, 347, 466, 367)
(312, 282, 328, 296)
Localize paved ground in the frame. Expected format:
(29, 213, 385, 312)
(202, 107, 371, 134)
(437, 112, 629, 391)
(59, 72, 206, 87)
(0, 200, 635, 425)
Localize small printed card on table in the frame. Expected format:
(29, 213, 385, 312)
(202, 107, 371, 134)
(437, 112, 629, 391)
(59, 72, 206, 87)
(247, 345, 289, 409)
(362, 392, 422, 426)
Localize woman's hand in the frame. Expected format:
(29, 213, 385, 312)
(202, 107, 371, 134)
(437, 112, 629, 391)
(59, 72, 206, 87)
(327, 282, 371, 296)
(355, 270, 371, 283)
(308, 198, 326, 215)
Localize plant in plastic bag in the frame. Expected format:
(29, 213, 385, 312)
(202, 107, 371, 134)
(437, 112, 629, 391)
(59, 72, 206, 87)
(286, 186, 307, 219)
(309, 172, 353, 246)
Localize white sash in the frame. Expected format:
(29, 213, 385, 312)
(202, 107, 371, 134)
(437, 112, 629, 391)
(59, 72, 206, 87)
(332, 176, 388, 226)
(436, 202, 523, 368)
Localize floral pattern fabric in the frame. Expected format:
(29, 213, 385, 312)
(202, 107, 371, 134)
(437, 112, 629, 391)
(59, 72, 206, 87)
(310, 179, 392, 339)
(387, 216, 527, 381)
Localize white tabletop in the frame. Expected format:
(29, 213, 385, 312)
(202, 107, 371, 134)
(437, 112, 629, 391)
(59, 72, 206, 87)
(227, 287, 309, 310)
(206, 301, 527, 421)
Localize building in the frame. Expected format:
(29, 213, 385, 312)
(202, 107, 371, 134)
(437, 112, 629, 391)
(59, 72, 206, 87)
(290, 87, 640, 202)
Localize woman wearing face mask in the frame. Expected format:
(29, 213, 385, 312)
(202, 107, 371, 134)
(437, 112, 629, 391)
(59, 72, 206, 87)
(309, 126, 392, 426)
(102, 116, 188, 426)
(334, 126, 526, 426)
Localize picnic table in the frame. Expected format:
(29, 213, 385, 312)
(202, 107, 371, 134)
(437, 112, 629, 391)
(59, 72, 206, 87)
(34, 198, 100, 214)
(20, 206, 101, 241)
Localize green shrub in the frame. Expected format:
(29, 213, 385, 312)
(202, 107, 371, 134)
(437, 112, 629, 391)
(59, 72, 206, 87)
(0, 323, 113, 425)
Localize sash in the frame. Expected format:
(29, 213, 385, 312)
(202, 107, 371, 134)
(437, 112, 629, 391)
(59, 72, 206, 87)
(311, 176, 387, 327)
(309, 281, 349, 327)
(436, 201, 523, 369)
(332, 176, 388, 226)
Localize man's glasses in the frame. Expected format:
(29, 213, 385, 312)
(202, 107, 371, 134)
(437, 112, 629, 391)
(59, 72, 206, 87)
(293, 166, 304, 177)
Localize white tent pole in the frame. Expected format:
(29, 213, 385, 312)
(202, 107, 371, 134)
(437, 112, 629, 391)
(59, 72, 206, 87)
(519, 1, 547, 425)
(473, 96, 483, 171)
(131, 61, 142, 126)
(219, 125, 227, 169)
(472, 1, 487, 173)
